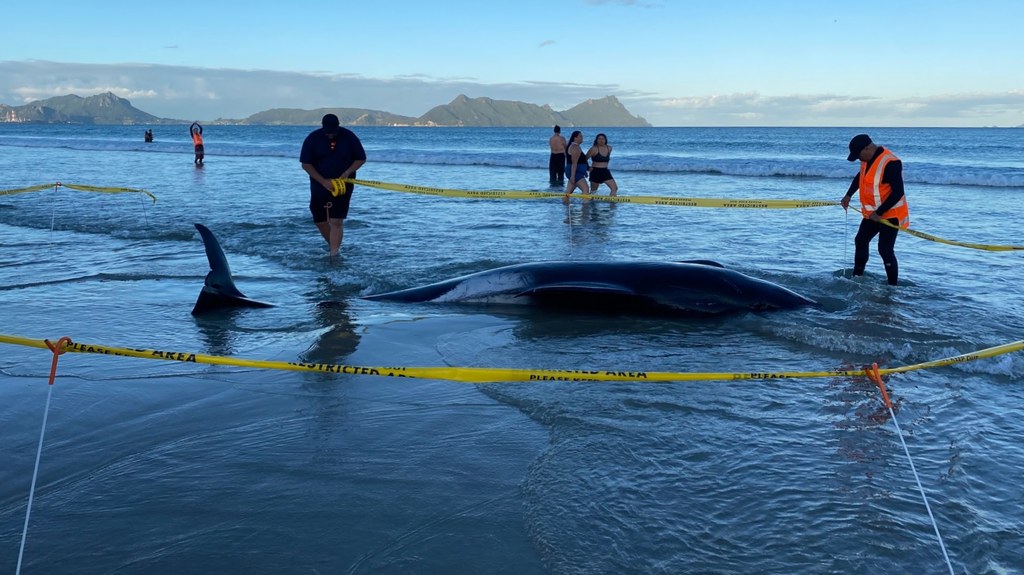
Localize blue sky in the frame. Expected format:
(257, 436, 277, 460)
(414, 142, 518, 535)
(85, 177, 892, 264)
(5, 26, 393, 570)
(1, 0, 1022, 126)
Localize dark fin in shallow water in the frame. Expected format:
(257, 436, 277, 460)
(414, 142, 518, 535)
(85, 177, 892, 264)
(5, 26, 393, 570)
(192, 223, 274, 315)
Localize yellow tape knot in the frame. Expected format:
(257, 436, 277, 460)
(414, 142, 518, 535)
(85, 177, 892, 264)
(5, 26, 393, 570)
(331, 178, 348, 197)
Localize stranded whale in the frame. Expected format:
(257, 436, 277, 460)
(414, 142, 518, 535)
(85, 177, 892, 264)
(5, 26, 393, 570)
(364, 261, 817, 316)
(191, 224, 816, 316)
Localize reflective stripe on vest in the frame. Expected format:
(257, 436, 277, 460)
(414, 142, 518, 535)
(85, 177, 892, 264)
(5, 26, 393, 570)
(858, 149, 909, 228)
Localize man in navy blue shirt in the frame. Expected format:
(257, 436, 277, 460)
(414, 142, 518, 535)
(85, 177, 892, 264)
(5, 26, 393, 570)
(300, 114, 367, 257)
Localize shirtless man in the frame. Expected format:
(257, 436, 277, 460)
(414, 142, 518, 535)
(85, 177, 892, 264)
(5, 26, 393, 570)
(548, 125, 567, 186)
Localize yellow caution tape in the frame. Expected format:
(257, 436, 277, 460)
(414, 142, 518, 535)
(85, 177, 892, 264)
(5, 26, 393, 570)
(348, 179, 557, 200)
(0, 184, 55, 197)
(875, 217, 1024, 252)
(344, 178, 838, 209)
(0, 333, 1019, 384)
(0, 182, 157, 202)
(348, 177, 1019, 249)
(330, 178, 348, 197)
(879, 339, 1024, 375)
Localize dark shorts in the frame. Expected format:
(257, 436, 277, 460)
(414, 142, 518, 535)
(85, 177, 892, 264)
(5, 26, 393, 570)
(310, 183, 353, 222)
(589, 167, 614, 184)
(566, 163, 589, 181)
(194, 144, 204, 156)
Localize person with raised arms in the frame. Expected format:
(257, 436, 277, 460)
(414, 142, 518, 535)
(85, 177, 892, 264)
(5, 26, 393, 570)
(189, 122, 204, 165)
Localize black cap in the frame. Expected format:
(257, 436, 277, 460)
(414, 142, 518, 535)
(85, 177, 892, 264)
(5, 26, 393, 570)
(847, 134, 872, 162)
(321, 113, 340, 134)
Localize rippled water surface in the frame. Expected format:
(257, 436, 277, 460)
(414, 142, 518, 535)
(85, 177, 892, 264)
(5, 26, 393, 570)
(1, 125, 1022, 574)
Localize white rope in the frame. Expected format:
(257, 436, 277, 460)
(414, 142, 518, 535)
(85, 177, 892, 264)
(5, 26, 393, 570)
(887, 405, 956, 575)
(49, 184, 59, 236)
(843, 209, 849, 277)
(565, 201, 574, 257)
(139, 191, 151, 227)
(16, 383, 54, 575)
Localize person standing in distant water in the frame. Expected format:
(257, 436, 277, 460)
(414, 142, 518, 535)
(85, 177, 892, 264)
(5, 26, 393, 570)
(586, 133, 618, 196)
(840, 134, 910, 286)
(300, 114, 367, 257)
(144, 129, 153, 143)
(189, 122, 204, 165)
(548, 125, 566, 186)
(564, 130, 590, 199)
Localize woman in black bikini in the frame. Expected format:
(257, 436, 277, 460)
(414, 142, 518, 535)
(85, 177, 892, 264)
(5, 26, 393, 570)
(587, 133, 618, 196)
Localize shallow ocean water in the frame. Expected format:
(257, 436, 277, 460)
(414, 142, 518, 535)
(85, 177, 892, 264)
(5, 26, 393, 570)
(1, 125, 1022, 573)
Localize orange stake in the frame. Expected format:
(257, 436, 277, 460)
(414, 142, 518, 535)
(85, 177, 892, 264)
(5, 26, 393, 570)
(867, 362, 893, 410)
(43, 336, 71, 385)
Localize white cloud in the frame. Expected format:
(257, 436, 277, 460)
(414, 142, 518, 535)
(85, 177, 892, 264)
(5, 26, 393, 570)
(1, 61, 1020, 126)
(0, 60, 636, 122)
(654, 91, 1024, 126)
(12, 85, 158, 102)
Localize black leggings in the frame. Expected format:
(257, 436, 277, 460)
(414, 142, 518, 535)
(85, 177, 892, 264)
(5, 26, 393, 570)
(853, 218, 900, 285)
(549, 153, 565, 182)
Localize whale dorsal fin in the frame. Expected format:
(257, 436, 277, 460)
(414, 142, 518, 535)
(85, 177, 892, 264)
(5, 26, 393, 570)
(192, 223, 274, 315)
(195, 223, 248, 298)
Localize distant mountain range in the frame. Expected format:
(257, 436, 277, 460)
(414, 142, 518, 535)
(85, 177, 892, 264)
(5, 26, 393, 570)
(0, 92, 651, 127)
(0, 92, 170, 125)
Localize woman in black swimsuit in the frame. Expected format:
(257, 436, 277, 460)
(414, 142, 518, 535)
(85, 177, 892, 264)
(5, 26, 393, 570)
(565, 130, 590, 199)
(587, 133, 618, 196)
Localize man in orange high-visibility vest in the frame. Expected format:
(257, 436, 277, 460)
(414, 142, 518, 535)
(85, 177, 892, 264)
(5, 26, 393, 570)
(840, 134, 910, 286)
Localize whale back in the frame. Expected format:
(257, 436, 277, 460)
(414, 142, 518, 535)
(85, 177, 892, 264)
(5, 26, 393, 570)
(364, 261, 817, 316)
